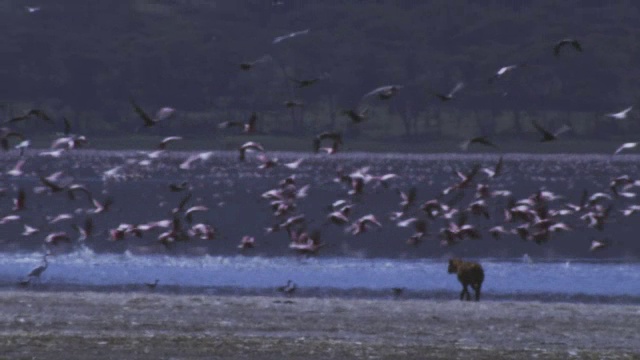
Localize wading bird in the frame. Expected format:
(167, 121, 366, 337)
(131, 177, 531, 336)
(21, 253, 49, 285)
(276, 280, 297, 296)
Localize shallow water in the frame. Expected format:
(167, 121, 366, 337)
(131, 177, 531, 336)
(1, 150, 640, 303)
(2, 249, 638, 303)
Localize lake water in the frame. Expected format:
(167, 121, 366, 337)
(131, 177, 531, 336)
(1, 150, 639, 303)
(1, 249, 638, 303)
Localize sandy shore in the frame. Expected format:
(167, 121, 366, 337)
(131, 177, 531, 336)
(1, 290, 638, 359)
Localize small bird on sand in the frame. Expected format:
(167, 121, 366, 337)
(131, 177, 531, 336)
(276, 280, 297, 296)
(145, 279, 159, 289)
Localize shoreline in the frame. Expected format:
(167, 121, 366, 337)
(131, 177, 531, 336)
(3, 284, 640, 305)
(1, 290, 638, 359)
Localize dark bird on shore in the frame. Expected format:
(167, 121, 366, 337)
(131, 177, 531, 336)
(488, 65, 523, 83)
(554, 38, 582, 56)
(219, 112, 257, 134)
(391, 287, 405, 297)
(532, 120, 571, 142)
(145, 279, 159, 289)
(239, 55, 272, 70)
(313, 132, 342, 153)
(341, 107, 369, 124)
(130, 99, 175, 128)
(460, 136, 499, 151)
(276, 280, 297, 296)
(20, 253, 49, 285)
(8, 109, 53, 124)
(239, 141, 264, 161)
(432, 82, 464, 102)
(273, 28, 310, 44)
(363, 85, 403, 100)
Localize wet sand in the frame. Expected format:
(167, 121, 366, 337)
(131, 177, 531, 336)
(1, 290, 638, 359)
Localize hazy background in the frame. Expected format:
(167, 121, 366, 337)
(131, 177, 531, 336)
(1, 0, 639, 147)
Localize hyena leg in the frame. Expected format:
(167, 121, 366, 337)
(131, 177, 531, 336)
(460, 284, 470, 301)
(472, 283, 482, 301)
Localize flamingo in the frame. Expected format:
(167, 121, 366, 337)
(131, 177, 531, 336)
(363, 85, 403, 100)
(554, 38, 582, 56)
(432, 82, 464, 102)
(7, 160, 26, 176)
(606, 106, 633, 120)
(272, 29, 309, 44)
(341, 107, 369, 124)
(219, 112, 257, 134)
(238, 235, 255, 249)
(613, 142, 638, 155)
(488, 64, 523, 83)
(238, 142, 264, 161)
(239, 55, 272, 70)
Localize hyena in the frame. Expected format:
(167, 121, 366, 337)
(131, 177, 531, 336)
(448, 258, 484, 301)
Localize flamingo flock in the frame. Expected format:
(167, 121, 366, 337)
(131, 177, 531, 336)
(3, 33, 639, 288)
